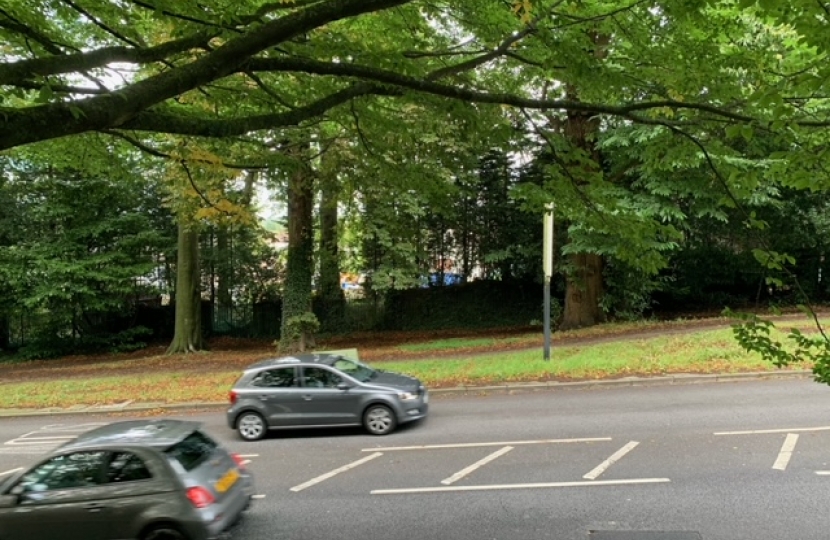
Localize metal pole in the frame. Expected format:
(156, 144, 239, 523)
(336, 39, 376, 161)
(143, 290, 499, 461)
(543, 279, 551, 361)
(543, 202, 554, 361)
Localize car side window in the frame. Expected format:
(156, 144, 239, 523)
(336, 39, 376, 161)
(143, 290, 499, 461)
(106, 452, 152, 483)
(251, 367, 297, 388)
(302, 367, 343, 388)
(15, 451, 107, 493)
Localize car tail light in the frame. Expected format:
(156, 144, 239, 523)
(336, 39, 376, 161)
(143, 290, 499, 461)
(186, 486, 215, 508)
(231, 452, 246, 469)
(229, 390, 238, 405)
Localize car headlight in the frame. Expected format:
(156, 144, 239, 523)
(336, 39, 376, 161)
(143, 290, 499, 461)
(397, 391, 418, 401)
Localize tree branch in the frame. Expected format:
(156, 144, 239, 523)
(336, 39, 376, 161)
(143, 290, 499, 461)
(117, 84, 379, 136)
(244, 56, 758, 123)
(0, 0, 411, 150)
(57, 0, 141, 47)
(0, 32, 214, 85)
(102, 130, 271, 169)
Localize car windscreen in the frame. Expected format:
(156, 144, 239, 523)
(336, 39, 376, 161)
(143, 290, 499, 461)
(164, 430, 218, 472)
(333, 358, 377, 383)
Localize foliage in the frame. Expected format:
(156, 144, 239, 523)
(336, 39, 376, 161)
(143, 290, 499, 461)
(0, 154, 173, 356)
(279, 311, 320, 353)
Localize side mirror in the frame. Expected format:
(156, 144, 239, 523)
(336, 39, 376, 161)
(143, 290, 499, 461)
(336, 382, 351, 391)
(0, 494, 19, 508)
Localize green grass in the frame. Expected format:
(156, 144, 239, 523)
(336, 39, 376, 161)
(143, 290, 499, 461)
(373, 327, 805, 387)
(0, 318, 819, 409)
(397, 337, 520, 353)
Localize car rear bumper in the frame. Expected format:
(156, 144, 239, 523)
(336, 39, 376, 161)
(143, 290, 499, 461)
(185, 473, 255, 540)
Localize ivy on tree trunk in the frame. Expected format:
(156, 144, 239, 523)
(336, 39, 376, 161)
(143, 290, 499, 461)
(167, 224, 206, 354)
(280, 143, 316, 351)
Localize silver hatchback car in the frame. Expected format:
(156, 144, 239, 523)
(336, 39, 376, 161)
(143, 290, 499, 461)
(227, 353, 429, 440)
(0, 420, 254, 540)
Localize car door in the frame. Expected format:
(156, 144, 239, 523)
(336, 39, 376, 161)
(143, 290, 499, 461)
(299, 366, 363, 424)
(98, 450, 178, 540)
(250, 366, 306, 426)
(0, 450, 112, 540)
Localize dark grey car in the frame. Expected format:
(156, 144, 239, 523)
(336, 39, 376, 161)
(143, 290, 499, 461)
(0, 420, 254, 540)
(227, 353, 429, 440)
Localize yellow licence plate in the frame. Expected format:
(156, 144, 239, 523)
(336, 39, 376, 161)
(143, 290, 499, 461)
(215, 468, 240, 493)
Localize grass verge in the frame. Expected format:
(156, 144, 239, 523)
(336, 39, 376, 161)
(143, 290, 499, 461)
(0, 322, 816, 409)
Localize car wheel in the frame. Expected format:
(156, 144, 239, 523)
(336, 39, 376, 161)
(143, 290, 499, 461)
(141, 525, 188, 540)
(237, 412, 267, 441)
(363, 404, 397, 435)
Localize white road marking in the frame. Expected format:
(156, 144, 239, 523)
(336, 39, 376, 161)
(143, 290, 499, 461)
(290, 452, 383, 492)
(441, 446, 513, 485)
(0, 468, 22, 477)
(371, 477, 671, 495)
(815, 471, 830, 475)
(362, 437, 611, 452)
(583, 441, 640, 480)
(238, 454, 259, 458)
(714, 426, 830, 436)
(251, 494, 267, 499)
(241, 460, 251, 466)
(772, 434, 799, 471)
(0, 446, 57, 455)
(38, 423, 106, 432)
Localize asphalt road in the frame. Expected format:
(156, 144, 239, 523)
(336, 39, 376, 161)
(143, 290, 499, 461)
(2, 379, 830, 540)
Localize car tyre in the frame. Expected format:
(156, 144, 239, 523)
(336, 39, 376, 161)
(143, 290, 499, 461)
(141, 525, 188, 540)
(363, 404, 397, 435)
(237, 412, 267, 441)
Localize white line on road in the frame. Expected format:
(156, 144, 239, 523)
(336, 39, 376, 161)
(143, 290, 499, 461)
(251, 494, 267, 499)
(441, 446, 513, 485)
(815, 471, 830, 475)
(238, 454, 259, 458)
(772, 434, 799, 470)
(290, 452, 383, 492)
(362, 437, 611, 452)
(241, 460, 251, 466)
(0, 446, 57, 455)
(714, 426, 830, 435)
(371, 477, 671, 495)
(583, 441, 640, 480)
(0, 468, 22, 477)
(38, 423, 107, 432)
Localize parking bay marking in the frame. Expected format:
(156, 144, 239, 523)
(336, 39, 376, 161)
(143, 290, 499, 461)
(371, 477, 671, 495)
(583, 441, 640, 480)
(714, 426, 830, 436)
(362, 437, 612, 452)
(290, 452, 383, 492)
(441, 446, 513, 485)
(772, 434, 799, 471)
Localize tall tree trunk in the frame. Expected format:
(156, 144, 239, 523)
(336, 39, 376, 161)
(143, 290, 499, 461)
(166, 224, 205, 354)
(280, 145, 316, 351)
(560, 252, 605, 329)
(559, 31, 609, 331)
(318, 167, 344, 328)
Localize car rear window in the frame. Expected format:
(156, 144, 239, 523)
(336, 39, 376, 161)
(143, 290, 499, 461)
(164, 431, 218, 472)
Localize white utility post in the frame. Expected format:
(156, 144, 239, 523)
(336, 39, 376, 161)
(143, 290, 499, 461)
(543, 202, 554, 361)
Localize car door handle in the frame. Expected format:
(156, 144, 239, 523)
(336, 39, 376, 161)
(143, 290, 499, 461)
(258, 395, 270, 401)
(303, 394, 313, 401)
(83, 503, 106, 512)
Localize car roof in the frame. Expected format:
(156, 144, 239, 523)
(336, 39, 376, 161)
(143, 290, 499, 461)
(59, 419, 202, 451)
(244, 353, 345, 371)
